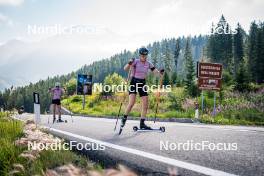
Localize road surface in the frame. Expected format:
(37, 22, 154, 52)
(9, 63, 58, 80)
(16, 114, 264, 176)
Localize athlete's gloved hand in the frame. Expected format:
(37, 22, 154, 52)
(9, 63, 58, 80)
(160, 69, 165, 75)
(128, 58, 135, 65)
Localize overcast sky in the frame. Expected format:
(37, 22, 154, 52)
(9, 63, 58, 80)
(0, 0, 264, 60)
(1, 0, 264, 38)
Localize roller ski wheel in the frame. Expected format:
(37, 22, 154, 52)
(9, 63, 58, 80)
(160, 126, 165, 132)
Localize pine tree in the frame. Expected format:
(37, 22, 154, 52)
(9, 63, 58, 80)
(233, 23, 244, 75)
(174, 38, 181, 70)
(172, 38, 180, 85)
(151, 42, 159, 66)
(235, 58, 250, 92)
(163, 72, 170, 85)
(248, 21, 258, 82)
(151, 42, 159, 84)
(223, 23, 233, 70)
(207, 15, 233, 70)
(171, 72, 177, 86)
(184, 38, 196, 96)
(164, 42, 172, 74)
(0, 92, 5, 110)
(161, 42, 173, 84)
(256, 22, 264, 83)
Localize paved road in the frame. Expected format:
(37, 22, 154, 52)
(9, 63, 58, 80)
(17, 114, 264, 176)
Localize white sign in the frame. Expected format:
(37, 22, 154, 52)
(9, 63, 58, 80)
(34, 103, 41, 124)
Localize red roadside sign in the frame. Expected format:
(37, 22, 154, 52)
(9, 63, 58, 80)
(197, 62, 223, 91)
(198, 62, 222, 79)
(198, 78, 222, 90)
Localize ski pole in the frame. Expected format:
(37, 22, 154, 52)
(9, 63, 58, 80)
(114, 65, 132, 131)
(114, 101, 123, 131)
(48, 112, 50, 124)
(154, 69, 164, 123)
(47, 108, 50, 124)
(48, 86, 52, 125)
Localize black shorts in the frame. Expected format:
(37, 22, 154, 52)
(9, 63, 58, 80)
(52, 99, 61, 105)
(129, 77, 148, 97)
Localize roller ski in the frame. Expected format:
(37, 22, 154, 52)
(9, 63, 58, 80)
(133, 126, 165, 132)
(53, 117, 67, 123)
(57, 119, 67, 123)
(118, 115, 127, 135)
(133, 119, 165, 132)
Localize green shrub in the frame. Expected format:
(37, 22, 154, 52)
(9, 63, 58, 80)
(71, 96, 82, 103)
(167, 92, 182, 111)
(222, 71, 234, 86)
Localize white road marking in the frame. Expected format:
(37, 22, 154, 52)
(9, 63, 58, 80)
(237, 129, 250, 132)
(49, 127, 237, 176)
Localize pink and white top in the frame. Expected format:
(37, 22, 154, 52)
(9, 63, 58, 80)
(130, 59, 155, 79)
(50, 88, 64, 100)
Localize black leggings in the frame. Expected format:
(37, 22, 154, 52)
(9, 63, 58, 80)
(129, 77, 148, 97)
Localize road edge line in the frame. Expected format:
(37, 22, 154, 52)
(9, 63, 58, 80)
(49, 127, 238, 176)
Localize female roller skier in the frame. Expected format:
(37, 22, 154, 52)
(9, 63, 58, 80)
(121, 47, 164, 130)
(49, 82, 65, 123)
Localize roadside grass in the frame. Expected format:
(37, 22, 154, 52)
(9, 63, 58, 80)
(0, 112, 24, 176)
(200, 114, 264, 126)
(27, 149, 102, 175)
(62, 86, 264, 126)
(0, 112, 102, 175)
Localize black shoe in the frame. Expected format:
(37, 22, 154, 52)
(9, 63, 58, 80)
(53, 117, 56, 123)
(140, 119, 152, 130)
(58, 119, 64, 123)
(121, 116, 127, 127)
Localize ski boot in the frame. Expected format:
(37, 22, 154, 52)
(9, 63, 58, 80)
(140, 119, 152, 130)
(58, 118, 64, 123)
(57, 118, 67, 123)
